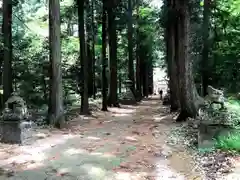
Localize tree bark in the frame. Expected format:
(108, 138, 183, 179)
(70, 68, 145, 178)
(91, 0, 96, 99)
(86, 0, 93, 97)
(48, 0, 65, 128)
(135, 0, 142, 99)
(127, 0, 135, 94)
(148, 61, 153, 95)
(175, 0, 204, 121)
(101, 2, 108, 111)
(2, 0, 13, 104)
(201, 0, 211, 96)
(166, 0, 179, 111)
(142, 60, 148, 97)
(77, 0, 89, 114)
(107, 7, 119, 107)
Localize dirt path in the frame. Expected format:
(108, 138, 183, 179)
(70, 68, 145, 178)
(0, 96, 203, 180)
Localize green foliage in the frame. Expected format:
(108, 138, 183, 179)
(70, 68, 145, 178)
(202, 99, 240, 151)
(224, 100, 240, 125)
(201, 98, 240, 127)
(204, 0, 240, 91)
(215, 132, 240, 151)
(6, 0, 161, 109)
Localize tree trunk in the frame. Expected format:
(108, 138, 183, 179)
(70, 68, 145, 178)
(87, 43, 93, 97)
(86, 0, 93, 97)
(201, 0, 211, 96)
(119, 74, 122, 93)
(77, 0, 89, 114)
(127, 0, 135, 94)
(148, 61, 153, 95)
(2, 0, 13, 104)
(175, 0, 204, 122)
(166, 0, 179, 111)
(48, 0, 65, 128)
(107, 7, 119, 107)
(91, 0, 96, 99)
(101, 2, 108, 111)
(142, 60, 148, 97)
(0, 49, 4, 109)
(135, 0, 142, 99)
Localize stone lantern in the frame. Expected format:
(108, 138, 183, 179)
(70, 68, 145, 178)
(119, 79, 137, 105)
(0, 94, 33, 145)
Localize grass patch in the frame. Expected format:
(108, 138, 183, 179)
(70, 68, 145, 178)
(224, 99, 240, 125)
(215, 132, 240, 151)
(199, 96, 240, 151)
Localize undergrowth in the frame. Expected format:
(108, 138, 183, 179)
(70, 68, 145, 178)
(214, 97, 240, 151)
(223, 99, 240, 125)
(215, 132, 240, 151)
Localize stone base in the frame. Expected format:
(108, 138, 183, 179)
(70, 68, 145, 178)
(198, 123, 239, 150)
(135, 91, 142, 102)
(120, 90, 137, 105)
(162, 95, 170, 105)
(0, 121, 34, 145)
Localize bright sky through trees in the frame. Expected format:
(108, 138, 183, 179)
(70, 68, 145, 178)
(150, 0, 163, 8)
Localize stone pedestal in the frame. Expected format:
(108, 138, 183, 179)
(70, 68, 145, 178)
(120, 80, 137, 105)
(162, 94, 170, 105)
(0, 120, 33, 145)
(198, 123, 239, 150)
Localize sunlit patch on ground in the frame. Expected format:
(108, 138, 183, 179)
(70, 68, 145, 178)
(109, 107, 136, 114)
(24, 162, 45, 170)
(112, 113, 132, 117)
(64, 148, 88, 156)
(153, 115, 170, 122)
(124, 136, 138, 142)
(33, 132, 49, 139)
(86, 136, 101, 140)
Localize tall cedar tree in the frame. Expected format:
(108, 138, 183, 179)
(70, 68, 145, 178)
(91, 0, 96, 99)
(48, 0, 65, 127)
(175, 0, 204, 121)
(86, 0, 94, 97)
(127, 0, 135, 94)
(201, 0, 211, 96)
(2, 0, 13, 105)
(77, 0, 90, 114)
(165, 0, 179, 111)
(101, 0, 108, 111)
(107, 6, 119, 107)
(135, 0, 142, 99)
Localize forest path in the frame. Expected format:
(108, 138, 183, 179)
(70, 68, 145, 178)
(0, 96, 203, 180)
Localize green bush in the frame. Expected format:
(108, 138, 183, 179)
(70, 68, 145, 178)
(215, 132, 240, 151)
(224, 99, 240, 125)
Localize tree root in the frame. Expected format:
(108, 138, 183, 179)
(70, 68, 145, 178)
(176, 110, 192, 122)
(170, 105, 178, 112)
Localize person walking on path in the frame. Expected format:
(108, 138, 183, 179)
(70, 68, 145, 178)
(159, 89, 163, 100)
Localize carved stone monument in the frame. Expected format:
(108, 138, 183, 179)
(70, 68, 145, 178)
(119, 80, 137, 105)
(162, 89, 170, 105)
(0, 94, 33, 145)
(197, 86, 237, 150)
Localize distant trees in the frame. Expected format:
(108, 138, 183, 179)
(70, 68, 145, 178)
(1, 0, 159, 128)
